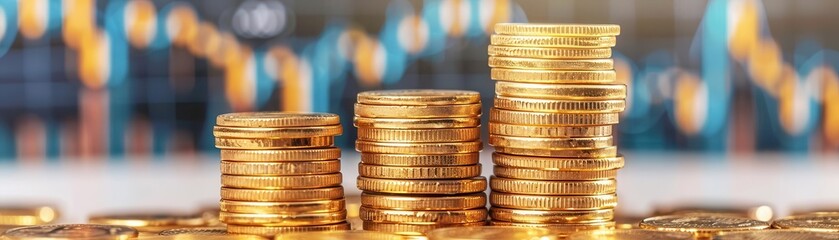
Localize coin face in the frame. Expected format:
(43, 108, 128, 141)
(715, 229, 839, 240)
(216, 112, 340, 127)
(639, 215, 769, 235)
(2, 224, 138, 239)
(426, 226, 555, 240)
(772, 213, 839, 232)
(357, 89, 481, 105)
(567, 229, 694, 240)
(275, 230, 407, 240)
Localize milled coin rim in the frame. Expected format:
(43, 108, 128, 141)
(216, 112, 340, 128)
(357, 89, 481, 105)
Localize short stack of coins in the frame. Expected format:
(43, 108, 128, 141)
(213, 112, 350, 237)
(486, 23, 625, 236)
(353, 90, 488, 237)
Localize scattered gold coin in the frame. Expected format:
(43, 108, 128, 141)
(715, 229, 839, 240)
(2, 224, 138, 240)
(88, 212, 204, 228)
(426, 226, 556, 240)
(566, 229, 694, 240)
(639, 215, 769, 237)
(772, 213, 839, 232)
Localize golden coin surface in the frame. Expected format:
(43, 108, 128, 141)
(567, 229, 694, 240)
(360, 192, 486, 211)
(426, 226, 556, 240)
(221, 173, 342, 189)
(220, 148, 341, 162)
(362, 222, 486, 236)
(491, 68, 616, 84)
(0, 206, 58, 225)
(220, 160, 341, 176)
(2, 224, 138, 240)
(216, 112, 339, 128)
(639, 215, 769, 236)
(359, 207, 487, 224)
(490, 108, 619, 126)
(219, 210, 346, 226)
(488, 123, 612, 138)
(358, 163, 481, 179)
(220, 187, 344, 202)
(275, 230, 407, 240)
(357, 89, 481, 106)
(494, 166, 618, 180)
(493, 146, 617, 158)
(495, 82, 626, 100)
(489, 221, 615, 234)
(354, 103, 481, 118)
(489, 135, 613, 150)
(157, 227, 228, 236)
(141, 235, 267, 240)
(494, 23, 621, 37)
(215, 137, 334, 149)
(88, 212, 204, 227)
(355, 141, 482, 154)
(491, 34, 616, 48)
(354, 117, 480, 129)
(220, 199, 345, 214)
(357, 128, 480, 143)
(494, 97, 625, 113)
(356, 177, 487, 194)
(715, 229, 839, 240)
(488, 57, 613, 70)
(772, 213, 839, 232)
(361, 153, 480, 166)
(490, 176, 616, 195)
(226, 222, 351, 236)
(489, 193, 618, 210)
(489, 208, 613, 224)
(213, 125, 342, 138)
(492, 153, 624, 171)
(488, 45, 612, 59)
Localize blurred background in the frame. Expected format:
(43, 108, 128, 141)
(2, 0, 839, 222)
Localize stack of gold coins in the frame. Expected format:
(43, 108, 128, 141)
(214, 112, 350, 237)
(354, 90, 488, 237)
(486, 23, 624, 236)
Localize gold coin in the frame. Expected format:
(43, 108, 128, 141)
(216, 112, 339, 128)
(489, 135, 613, 150)
(1, 224, 139, 240)
(494, 23, 621, 37)
(772, 213, 839, 232)
(491, 68, 616, 84)
(215, 137, 334, 149)
(492, 153, 624, 171)
(220, 199, 345, 214)
(157, 227, 228, 236)
(88, 212, 204, 228)
(715, 229, 839, 240)
(357, 89, 481, 106)
(491, 34, 616, 48)
(354, 103, 481, 118)
(488, 123, 612, 138)
(220, 160, 341, 176)
(488, 57, 613, 70)
(639, 215, 769, 237)
(357, 128, 480, 143)
(0, 206, 58, 225)
(489, 193, 617, 210)
(354, 117, 480, 129)
(226, 222, 351, 236)
(493, 146, 617, 158)
(356, 177, 486, 194)
(141, 235, 267, 240)
(275, 230, 407, 240)
(213, 125, 342, 139)
(355, 141, 482, 154)
(567, 229, 695, 240)
(489, 207, 613, 224)
(490, 108, 619, 126)
(495, 82, 626, 100)
(426, 226, 556, 240)
(490, 176, 616, 195)
(358, 163, 481, 179)
(221, 173, 342, 189)
(220, 187, 344, 202)
(362, 222, 486, 236)
(494, 97, 625, 113)
(220, 148, 341, 162)
(219, 210, 346, 226)
(489, 221, 615, 235)
(488, 46, 612, 59)
(494, 166, 617, 180)
(361, 153, 480, 166)
(360, 207, 487, 224)
(360, 192, 486, 211)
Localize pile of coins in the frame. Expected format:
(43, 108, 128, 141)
(486, 23, 624, 236)
(353, 90, 488, 237)
(214, 112, 350, 236)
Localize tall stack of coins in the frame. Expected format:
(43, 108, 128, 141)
(353, 90, 488, 237)
(486, 23, 625, 236)
(214, 112, 350, 237)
